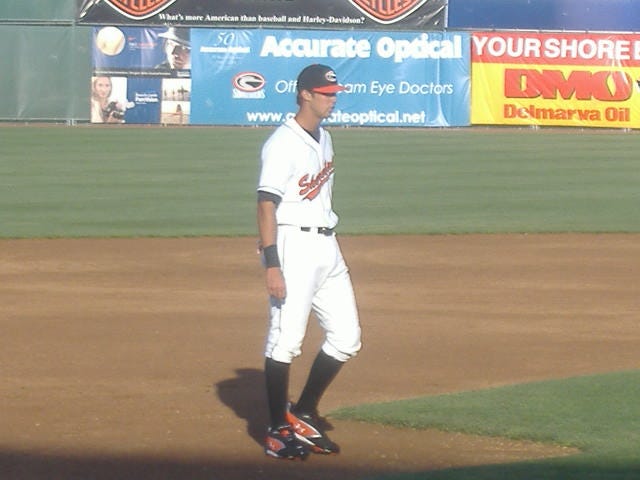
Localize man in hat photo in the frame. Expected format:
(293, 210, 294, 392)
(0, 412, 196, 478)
(256, 64, 362, 460)
(156, 27, 191, 70)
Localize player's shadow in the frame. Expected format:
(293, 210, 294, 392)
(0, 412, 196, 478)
(215, 368, 268, 446)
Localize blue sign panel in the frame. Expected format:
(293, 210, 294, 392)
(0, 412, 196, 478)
(123, 77, 162, 124)
(448, 0, 640, 32)
(191, 29, 470, 127)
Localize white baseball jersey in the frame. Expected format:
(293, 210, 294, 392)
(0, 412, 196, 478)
(258, 117, 339, 229)
(257, 118, 361, 364)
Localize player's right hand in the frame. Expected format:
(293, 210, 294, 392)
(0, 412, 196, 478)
(266, 267, 286, 300)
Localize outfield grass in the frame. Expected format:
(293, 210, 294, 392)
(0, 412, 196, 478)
(332, 127, 639, 234)
(332, 370, 640, 480)
(1, 125, 639, 238)
(0, 126, 267, 238)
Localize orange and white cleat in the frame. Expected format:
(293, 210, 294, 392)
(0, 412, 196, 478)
(264, 424, 309, 460)
(286, 405, 340, 454)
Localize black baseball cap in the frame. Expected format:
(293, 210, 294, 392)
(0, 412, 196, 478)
(158, 27, 190, 48)
(296, 64, 346, 94)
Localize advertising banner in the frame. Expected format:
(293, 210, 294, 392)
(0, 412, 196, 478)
(91, 25, 191, 124)
(472, 32, 640, 129)
(191, 29, 469, 127)
(91, 26, 470, 127)
(77, 0, 447, 31)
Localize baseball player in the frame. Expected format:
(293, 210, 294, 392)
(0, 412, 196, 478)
(257, 64, 362, 460)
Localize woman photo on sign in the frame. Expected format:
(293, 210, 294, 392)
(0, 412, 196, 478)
(90, 76, 125, 123)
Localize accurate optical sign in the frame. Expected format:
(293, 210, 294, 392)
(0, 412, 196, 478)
(258, 32, 464, 63)
(471, 31, 640, 128)
(190, 28, 470, 127)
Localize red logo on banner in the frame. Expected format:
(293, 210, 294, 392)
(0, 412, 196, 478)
(505, 69, 633, 102)
(233, 72, 266, 93)
(105, 0, 177, 19)
(349, 0, 428, 24)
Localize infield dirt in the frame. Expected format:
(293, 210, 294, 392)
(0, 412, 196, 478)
(2, 235, 638, 479)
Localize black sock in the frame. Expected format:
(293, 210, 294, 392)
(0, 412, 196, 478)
(294, 350, 344, 415)
(265, 357, 290, 429)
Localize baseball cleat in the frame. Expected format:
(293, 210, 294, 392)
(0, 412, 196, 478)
(286, 405, 340, 455)
(264, 424, 310, 460)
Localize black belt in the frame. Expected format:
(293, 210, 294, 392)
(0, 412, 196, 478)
(300, 226, 334, 236)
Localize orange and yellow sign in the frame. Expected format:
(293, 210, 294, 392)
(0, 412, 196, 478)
(471, 32, 640, 128)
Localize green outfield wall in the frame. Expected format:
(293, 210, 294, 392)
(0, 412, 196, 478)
(0, 0, 90, 122)
(0, 0, 75, 21)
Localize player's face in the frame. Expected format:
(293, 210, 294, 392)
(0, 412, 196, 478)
(310, 91, 338, 119)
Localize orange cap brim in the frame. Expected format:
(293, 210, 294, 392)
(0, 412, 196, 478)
(312, 84, 346, 93)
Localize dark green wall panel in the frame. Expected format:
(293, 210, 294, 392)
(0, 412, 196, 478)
(0, 25, 91, 121)
(0, 0, 75, 21)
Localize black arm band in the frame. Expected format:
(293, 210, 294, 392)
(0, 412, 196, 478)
(263, 244, 281, 269)
(257, 190, 282, 206)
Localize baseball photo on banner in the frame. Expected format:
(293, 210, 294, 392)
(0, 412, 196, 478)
(91, 25, 192, 124)
(471, 31, 640, 128)
(190, 28, 470, 127)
